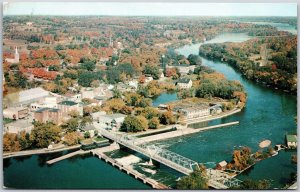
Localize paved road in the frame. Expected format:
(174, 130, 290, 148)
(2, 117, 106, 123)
(3, 145, 81, 159)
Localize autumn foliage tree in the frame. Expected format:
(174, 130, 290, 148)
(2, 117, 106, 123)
(3, 133, 21, 152)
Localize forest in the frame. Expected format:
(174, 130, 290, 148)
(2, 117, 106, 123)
(199, 35, 297, 94)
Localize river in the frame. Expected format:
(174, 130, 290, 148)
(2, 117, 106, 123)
(3, 32, 297, 189)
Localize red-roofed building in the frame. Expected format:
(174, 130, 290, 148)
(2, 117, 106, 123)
(21, 67, 58, 81)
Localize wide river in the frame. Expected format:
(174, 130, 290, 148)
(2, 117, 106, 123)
(4, 32, 297, 189)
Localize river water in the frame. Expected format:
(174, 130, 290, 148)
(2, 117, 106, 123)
(3, 32, 297, 189)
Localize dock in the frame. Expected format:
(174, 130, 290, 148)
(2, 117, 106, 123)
(46, 149, 90, 165)
(91, 147, 170, 189)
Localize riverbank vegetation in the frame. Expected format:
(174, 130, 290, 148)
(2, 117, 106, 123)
(176, 165, 208, 189)
(199, 35, 297, 94)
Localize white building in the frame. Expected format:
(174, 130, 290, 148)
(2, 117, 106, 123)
(128, 80, 138, 89)
(94, 113, 126, 131)
(3, 107, 29, 120)
(145, 76, 153, 83)
(4, 119, 34, 134)
(177, 78, 193, 89)
(178, 104, 210, 119)
(166, 65, 196, 76)
(5, 47, 19, 64)
(4, 87, 50, 107)
(57, 100, 83, 117)
(30, 97, 58, 111)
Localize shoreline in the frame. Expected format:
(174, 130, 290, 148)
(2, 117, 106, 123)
(3, 144, 81, 159)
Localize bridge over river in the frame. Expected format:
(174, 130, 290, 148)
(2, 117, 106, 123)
(100, 129, 242, 189)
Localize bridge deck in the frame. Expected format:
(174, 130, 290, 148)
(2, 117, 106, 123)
(92, 148, 170, 189)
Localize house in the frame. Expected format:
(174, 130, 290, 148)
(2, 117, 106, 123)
(286, 135, 297, 149)
(210, 104, 223, 114)
(34, 108, 63, 125)
(57, 100, 83, 116)
(216, 160, 228, 170)
(166, 65, 195, 76)
(128, 80, 138, 89)
(159, 72, 165, 79)
(4, 119, 34, 134)
(3, 107, 29, 120)
(177, 104, 210, 119)
(64, 92, 81, 103)
(177, 78, 193, 89)
(145, 75, 153, 83)
(94, 113, 126, 131)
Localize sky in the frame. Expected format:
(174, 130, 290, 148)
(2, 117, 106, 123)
(3, 2, 297, 17)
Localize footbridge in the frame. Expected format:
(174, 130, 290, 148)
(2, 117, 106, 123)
(100, 129, 242, 189)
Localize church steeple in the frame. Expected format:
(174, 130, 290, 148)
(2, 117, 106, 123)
(14, 46, 19, 63)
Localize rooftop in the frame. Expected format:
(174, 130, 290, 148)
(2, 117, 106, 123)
(58, 100, 78, 106)
(178, 78, 192, 84)
(35, 108, 60, 113)
(286, 135, 297, 142)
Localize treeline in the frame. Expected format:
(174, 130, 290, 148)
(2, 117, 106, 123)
(199, 36, 297, 94)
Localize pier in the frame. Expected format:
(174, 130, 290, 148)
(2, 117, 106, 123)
(46, 149, 90, 165)
(91, 147, 170, 189)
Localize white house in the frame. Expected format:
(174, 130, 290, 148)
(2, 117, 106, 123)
(177, 78, 193, 89)
(286, 135, 297, 148)
(128, 80, 138, 89)
(145, 76, 153, 83)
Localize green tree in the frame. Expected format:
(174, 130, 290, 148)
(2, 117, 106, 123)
(84, 131, 91, 139)
(120, 116, 145, 132)
(112, 88, 122, 98)
(144, 65, 160, 80)
(63, 132, 82, 146)
(187, 54, 202, 65)
(61, 118, 79, 133)
(148, 117, 160, 129)
(176, 165, 208, 189)
(31, 122, 61, 148)
(160, 111, 176, 125)
(18, 131, 32, 150)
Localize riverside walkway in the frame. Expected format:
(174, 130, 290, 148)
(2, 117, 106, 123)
(3, 145, 81, 159)
(91, 147, 169, 189)
(135, 121, 239, 144)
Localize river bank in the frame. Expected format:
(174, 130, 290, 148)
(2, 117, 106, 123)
(3, 145, 81, 159)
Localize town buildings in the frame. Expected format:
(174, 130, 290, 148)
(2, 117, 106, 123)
(4, 87, 50, 107)
(177, 78, 193, 89)
(3, 106, 29, 120)
(34, 108, 62, 125)
(57, 100, 83, 116)
(4, 119, 34, 134)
